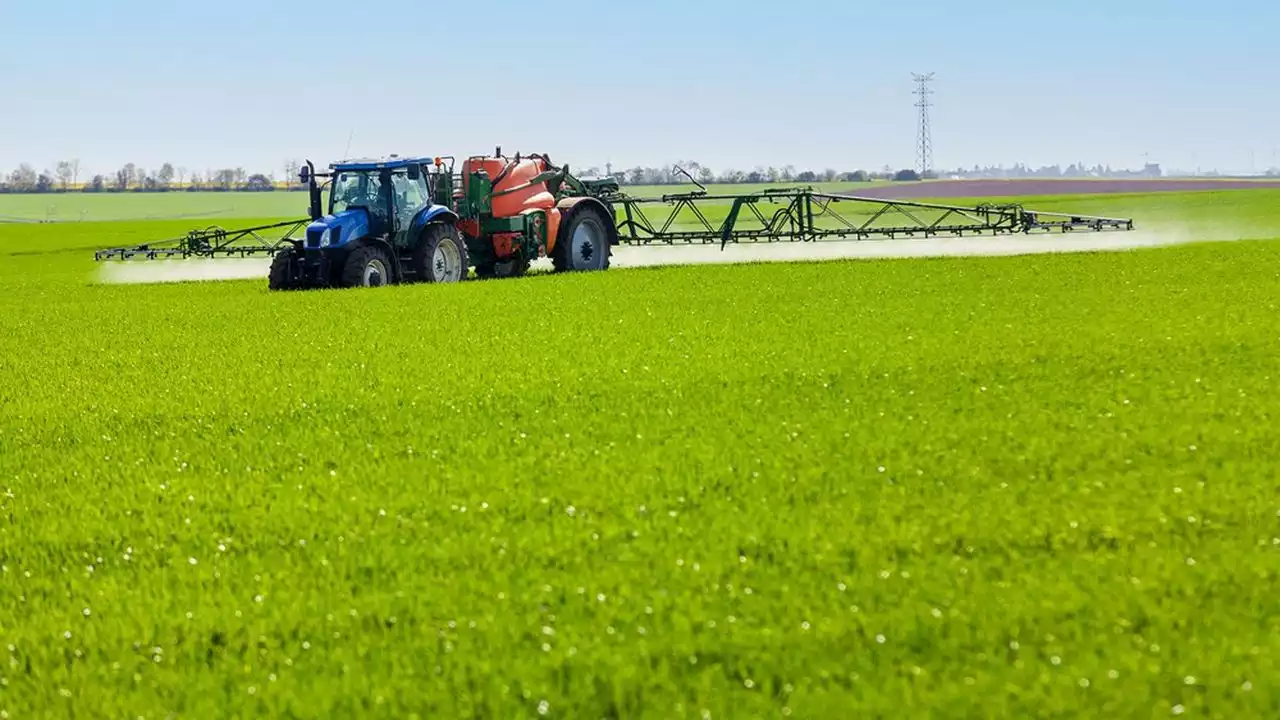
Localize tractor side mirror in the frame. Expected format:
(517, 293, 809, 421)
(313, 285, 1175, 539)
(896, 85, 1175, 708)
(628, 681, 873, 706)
(299, 165, 311, 184)
(407, 164, 420, 181)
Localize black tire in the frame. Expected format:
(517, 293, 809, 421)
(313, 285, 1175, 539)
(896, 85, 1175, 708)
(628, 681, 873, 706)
(553, 203, 613, 273)
(268, 250, 298, 291)
(341, 245, 394, 288)
(412, 223, 468, 283)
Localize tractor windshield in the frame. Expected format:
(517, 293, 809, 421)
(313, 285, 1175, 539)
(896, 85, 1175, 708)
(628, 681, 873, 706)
(330, 171, 390, 218)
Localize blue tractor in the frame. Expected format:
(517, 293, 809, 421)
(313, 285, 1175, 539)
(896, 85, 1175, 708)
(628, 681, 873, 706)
(269, 156, 467, 290)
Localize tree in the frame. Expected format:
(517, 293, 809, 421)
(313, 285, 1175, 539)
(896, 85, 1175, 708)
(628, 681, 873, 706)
(698, 167, 714, 184)
(893, 169, 921, 181)
(213, 169, 236, 190)
(177, 166, 188, 187)
(158, 163, 176, 188)
(244, 174, 274, 191)
(796, 170, 817, 183)
(70, 159, 80, 187)
(115, 163, 136, 190)
(85, 175, 105, 193)
(9, 164, 37, 191)
(55, 161, 74, 190)
(35, 171, 55, 193)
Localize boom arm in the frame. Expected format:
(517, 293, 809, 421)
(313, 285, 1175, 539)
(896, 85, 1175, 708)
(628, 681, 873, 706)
(92, 220, 308, 260)
(602, 188, 1134, 249)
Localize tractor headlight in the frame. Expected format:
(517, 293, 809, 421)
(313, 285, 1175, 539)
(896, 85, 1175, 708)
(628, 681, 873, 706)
(319, 228, 331, 247)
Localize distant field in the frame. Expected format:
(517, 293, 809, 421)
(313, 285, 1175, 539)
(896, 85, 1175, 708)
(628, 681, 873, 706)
(0, 184, 884, 223)
(3, 189, 1280, 270)
(51, 189, 1280, 258)
(0, 191, 318, 223)
(4, 177, 1279, 223)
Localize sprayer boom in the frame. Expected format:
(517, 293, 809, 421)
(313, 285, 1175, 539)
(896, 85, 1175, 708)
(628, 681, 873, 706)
(93, 220, 307, 261)
(604, 188, 1135, 249)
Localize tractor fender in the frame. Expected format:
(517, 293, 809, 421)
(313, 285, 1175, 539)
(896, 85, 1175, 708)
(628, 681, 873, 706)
(410, 204, 459, 235)
(554, 196, 619, 247)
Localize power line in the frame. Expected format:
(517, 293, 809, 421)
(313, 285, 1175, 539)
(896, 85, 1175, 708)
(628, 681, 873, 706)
(912, 72, 935, 177)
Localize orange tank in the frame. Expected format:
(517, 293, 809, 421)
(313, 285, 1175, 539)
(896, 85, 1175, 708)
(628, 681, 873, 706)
(462, 156, 563, 251)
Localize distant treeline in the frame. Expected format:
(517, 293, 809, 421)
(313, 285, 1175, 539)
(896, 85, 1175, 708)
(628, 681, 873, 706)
(0, 159, 933, 195)
(0, 161, 309, 195)
(585, 163, 922, 186)
(5, 157, 1275, 195)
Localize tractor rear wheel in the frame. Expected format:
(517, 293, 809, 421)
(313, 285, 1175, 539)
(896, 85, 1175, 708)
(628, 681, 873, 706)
(268, 250, 299, 291)
(412, 223, 468, 283)
(341, 245, 394, 288)
(553, 203, 613, 273)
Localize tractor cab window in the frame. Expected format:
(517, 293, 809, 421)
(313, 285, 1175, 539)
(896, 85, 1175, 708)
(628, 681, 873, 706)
(331, 172, 389, 221)
(391, 170, 429, 230)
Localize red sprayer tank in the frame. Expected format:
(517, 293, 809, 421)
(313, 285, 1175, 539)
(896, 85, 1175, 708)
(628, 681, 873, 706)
(460, 155, 563, 251)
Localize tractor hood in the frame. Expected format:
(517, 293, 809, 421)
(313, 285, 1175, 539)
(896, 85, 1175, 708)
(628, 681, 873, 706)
(304, 209, 369, 249)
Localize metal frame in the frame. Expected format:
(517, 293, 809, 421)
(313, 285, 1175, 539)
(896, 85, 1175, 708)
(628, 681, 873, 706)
(92, 220, 307, 261)
(609, 188, 1134, 249)
(92, 183, 1136, 263)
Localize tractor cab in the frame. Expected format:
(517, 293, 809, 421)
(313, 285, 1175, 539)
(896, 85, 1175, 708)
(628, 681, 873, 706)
(318, 157, 448, 245)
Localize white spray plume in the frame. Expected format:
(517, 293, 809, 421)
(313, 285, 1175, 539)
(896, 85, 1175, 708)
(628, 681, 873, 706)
(89, 222, 1263, 286)
(607, 223, 1258, 269)
(93, 258, 272, 285)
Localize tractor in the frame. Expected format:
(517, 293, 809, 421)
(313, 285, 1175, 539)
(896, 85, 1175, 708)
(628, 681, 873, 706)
(269, 156, 462, 290)
(268, 151, 620, 290)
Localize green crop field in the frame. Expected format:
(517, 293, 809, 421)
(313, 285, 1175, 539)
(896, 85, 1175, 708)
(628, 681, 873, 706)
(1, 189, 1278, 718)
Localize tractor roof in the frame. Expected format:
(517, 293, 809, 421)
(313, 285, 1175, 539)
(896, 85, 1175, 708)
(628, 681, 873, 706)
(330, 155, 433, 172)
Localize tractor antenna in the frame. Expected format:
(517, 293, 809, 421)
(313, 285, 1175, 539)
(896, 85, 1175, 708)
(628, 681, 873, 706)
(912, 72, 935, 178)
(342, 130, 354, 160)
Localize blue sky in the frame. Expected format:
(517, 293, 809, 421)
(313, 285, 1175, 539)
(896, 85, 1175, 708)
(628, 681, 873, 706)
(1, 0, 1277, 178)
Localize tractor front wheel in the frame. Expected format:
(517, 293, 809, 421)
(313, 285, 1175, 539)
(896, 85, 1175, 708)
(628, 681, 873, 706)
(268, 250, 300, 291)
(413, 223, 468, 283)
(553, 203, 613, 273)
(341, 246, 394, 288)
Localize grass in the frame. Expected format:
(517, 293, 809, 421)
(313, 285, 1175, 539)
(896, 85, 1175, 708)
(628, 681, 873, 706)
(1, 191, 1278, 717)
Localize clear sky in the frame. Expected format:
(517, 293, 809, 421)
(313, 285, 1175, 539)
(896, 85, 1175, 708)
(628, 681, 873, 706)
(1, 0, 1277, 178)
